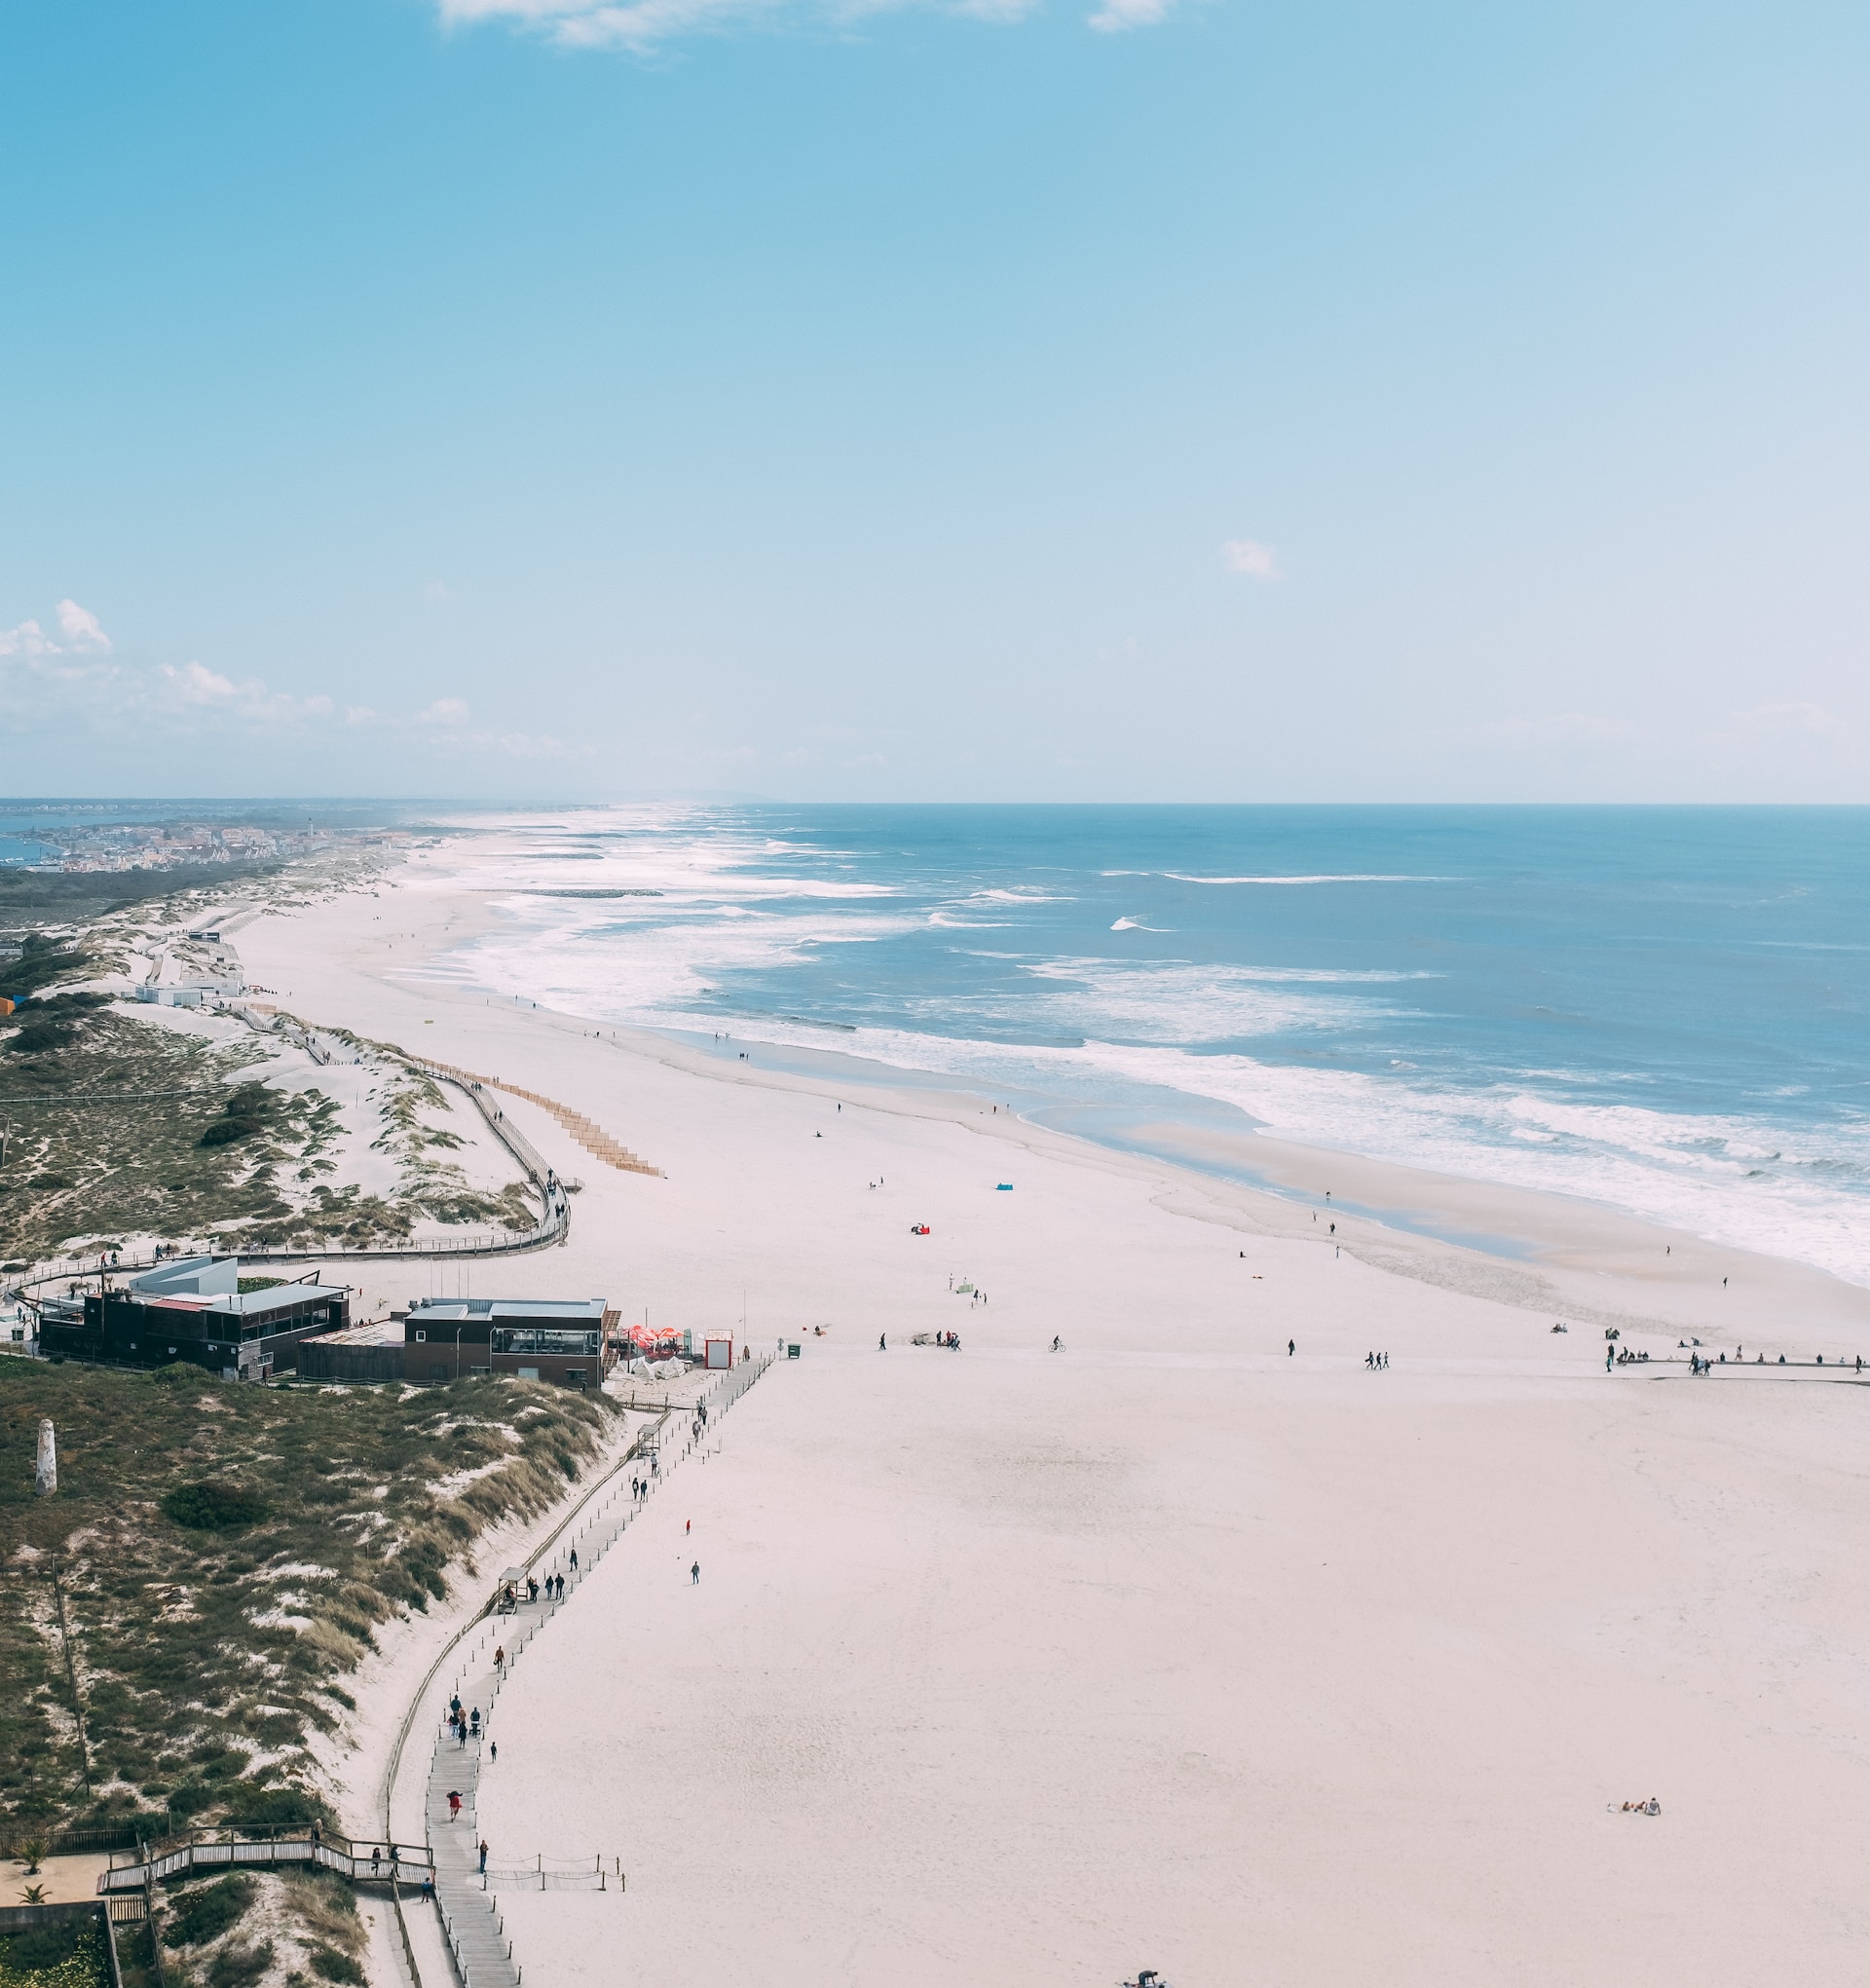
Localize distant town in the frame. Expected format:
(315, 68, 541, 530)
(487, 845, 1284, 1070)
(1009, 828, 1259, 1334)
(14, 819, 416, 874)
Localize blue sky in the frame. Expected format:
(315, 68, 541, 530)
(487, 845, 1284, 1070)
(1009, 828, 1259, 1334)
(3, 0, 1866, 800)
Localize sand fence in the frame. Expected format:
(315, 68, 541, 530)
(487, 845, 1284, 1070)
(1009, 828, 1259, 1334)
(418, 1058, 661, 1178)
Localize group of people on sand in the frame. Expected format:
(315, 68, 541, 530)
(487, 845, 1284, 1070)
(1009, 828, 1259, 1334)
(1616, 1797, 1662, 1817)
(1364, 1351, 1388, 1369)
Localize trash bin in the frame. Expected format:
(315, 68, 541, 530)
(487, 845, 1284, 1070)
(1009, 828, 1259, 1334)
(787, 1343, 802, 1360)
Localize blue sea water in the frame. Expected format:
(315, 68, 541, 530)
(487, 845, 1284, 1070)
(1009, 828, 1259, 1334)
(415, 805, 1870, 1286)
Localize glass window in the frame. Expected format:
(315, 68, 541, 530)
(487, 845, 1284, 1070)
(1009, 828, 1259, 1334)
(491, 1328, 599, 1355)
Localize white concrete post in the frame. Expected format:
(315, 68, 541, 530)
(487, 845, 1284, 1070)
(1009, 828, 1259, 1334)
(35, 1417, 56, 1496)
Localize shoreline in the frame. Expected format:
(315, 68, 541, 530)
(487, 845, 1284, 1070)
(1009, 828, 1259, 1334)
(229, 854, 1870, 1354)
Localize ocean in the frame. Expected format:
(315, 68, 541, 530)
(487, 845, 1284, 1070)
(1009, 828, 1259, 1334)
(399, 805, 1870, 1287)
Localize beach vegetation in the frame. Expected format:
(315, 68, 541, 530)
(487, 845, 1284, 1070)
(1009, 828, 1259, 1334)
(160, 1481, 270, 1532)
(164, 1876, 256, 1950)
(0, 987, 534, 1258)
(0, 1914, 108, 1988)
(0, 1360, 614, 1842)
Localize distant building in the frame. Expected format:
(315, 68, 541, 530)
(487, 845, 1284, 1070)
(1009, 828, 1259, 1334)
(403, 1297, 615, 1388)
(40, 1257, 350, 1379)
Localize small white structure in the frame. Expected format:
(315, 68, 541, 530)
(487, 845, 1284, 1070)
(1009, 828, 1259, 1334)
(35, 1417, 56, 1496)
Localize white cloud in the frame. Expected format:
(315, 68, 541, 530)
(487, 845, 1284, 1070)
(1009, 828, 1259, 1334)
(1089, 0, 1172, 29)
(0, 619, 56, 658)
(0, 599, 112, 657)
(0, 599, 594, 763)
(1221, 539, 1281, 581)
(55, 599, 112, 653)
(165, 660, 243, 704)
(441, 0, 1153, 49)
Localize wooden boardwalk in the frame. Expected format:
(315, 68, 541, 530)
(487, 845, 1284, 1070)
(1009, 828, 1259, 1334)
(420, 1059, 661, 1178)
(419, 1353, 774, 1987)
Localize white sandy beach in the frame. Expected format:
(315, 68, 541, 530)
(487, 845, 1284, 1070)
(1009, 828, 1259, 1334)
(235, 863, 1870, 1987)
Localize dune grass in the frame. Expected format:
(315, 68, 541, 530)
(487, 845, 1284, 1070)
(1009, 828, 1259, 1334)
(0, 986, 533, 1262)
(0, 1359, 614, 1838)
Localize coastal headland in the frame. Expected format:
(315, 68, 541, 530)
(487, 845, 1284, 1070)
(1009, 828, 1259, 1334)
(222, 855, 1870, 1987)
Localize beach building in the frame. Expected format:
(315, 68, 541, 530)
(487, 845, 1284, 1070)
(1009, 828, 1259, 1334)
(297, 1316, 409, 1383)
(40, 1256, 350, 1378)
(402, 1296, 616, 1387)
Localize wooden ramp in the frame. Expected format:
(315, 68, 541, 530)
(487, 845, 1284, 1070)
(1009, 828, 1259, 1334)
(423, 1061, 660, 1178)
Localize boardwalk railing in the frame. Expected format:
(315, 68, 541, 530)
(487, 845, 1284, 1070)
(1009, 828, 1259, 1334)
(418, 1356, 777, 1988)
(100, 1829, 433, 1894)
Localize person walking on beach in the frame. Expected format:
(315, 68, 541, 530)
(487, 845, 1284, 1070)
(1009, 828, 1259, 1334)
(879, 1333, 887, 1350)
(1288, 1338, 1295, 1357)
(691, 1560, 700, 1584)
(489, 1741, 497, 1764)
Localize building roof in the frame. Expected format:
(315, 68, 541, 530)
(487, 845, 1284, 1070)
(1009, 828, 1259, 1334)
(132, 1286, 344, 1316)
(314, 1317, 406, 1347)
(215, 1284, 348, 1317)
(405, 1296, 605, 1322)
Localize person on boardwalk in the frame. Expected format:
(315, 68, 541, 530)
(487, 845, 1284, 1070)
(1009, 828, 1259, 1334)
(447, 1790, 462, 1821)
(569, 1549, 579, 1572)
(478, 1841, 489, 1874)
(370, 1848, 382, 1876)
(469, 1707, 480, 1736)
(494, 1645, 505, 1671)
(421, 1875, 434, 1904)
(692, 1560, 700, 1584)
